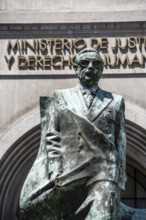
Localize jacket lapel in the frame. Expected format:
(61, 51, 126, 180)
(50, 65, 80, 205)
(59, 85, 88, 117)
(87, 88, 113, 122)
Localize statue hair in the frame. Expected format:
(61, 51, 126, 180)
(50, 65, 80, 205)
(75, 47, 103, 64)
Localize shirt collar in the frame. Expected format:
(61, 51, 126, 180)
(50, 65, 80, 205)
(78, 83, 99, 95)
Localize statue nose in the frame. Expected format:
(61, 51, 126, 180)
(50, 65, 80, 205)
(88, 62, 94, 70)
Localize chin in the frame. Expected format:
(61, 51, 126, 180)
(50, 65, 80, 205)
(81, 79, 97, 87)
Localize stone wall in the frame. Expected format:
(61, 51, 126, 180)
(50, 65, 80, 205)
(0, 0, 146, 23)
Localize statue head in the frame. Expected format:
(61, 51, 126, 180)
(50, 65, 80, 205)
(75, 47, 103, 88)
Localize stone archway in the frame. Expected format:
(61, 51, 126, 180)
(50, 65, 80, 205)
(126, 120, 146, 172)
(0, 125, 40, 220)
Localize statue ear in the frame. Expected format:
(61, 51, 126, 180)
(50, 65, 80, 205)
(74, 64, 78, 71)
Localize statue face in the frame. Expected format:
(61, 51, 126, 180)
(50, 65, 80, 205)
(76, 52, 103, 87)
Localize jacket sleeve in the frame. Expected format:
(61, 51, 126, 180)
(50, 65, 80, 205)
(45, 97, 63, 183)
(115, 97, 127, 190)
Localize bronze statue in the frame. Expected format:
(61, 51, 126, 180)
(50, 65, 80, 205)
(20, 48, 127, 220)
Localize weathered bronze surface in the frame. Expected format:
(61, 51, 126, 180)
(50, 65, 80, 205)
(19, 48, 145, 219)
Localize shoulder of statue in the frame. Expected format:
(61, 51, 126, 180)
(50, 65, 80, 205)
(99, 88, 125, 110)
(99, 88, 112, 97)
(54, 86, 76, 95)
(51, 87, 77, 110)
(100, 88, 123, 102)
(111, 93, 125, 112)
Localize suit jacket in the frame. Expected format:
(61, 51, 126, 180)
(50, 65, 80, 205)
(20, 84, 126, 209)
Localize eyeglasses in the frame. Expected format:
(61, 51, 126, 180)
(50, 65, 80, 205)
(79, 59, 103, 68)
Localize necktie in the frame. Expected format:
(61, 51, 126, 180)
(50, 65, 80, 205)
(83, 90, 95, 108)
